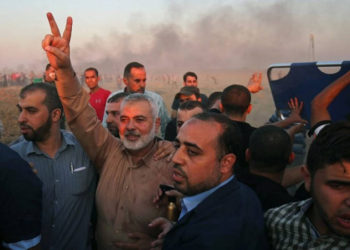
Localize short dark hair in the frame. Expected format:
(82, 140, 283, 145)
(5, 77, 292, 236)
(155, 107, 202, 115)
(221, 84, 251, 116)
(108, 92, 129, 103)
(249, 125, 292, 173)
(208, 91, 222, 109)
(124, 62, 144, 78)
(307, 121, 350, 177)
(20, 83, 63, 115)
(183, 72, 197, 82)
(176, 86, 201, 100)
(192, 112, 241, 161)
(178, 101, 204, 112)
(45, 63, 52, 71)
(84, 67, 99, 76)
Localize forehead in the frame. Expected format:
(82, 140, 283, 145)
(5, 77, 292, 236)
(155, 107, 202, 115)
(47, 66, 55, 72)
(85, 70, 97, 76)
(178, 119, 221, 149)
(179, 94, 196, 101)
(121, 100, 152, 117)
(106, 101, 122, 111)
(20, 90, 46, 106)
(315, 161, 350, 181)
(129, 67, 146, 78)
(177, 107, 203, 121)
(185, 76, 197, 81)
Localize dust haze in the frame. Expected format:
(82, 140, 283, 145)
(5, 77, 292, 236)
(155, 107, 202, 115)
(71, 0, 350, 74)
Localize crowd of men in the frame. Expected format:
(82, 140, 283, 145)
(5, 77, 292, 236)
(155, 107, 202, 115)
(1, 12, 350, 250)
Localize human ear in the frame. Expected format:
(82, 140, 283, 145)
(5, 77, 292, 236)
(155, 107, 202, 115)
(219, 103, 224, 112)
(220, 153, 236, 174)
(301, 165, 311, 192)
(246, 104, 252, 114)
(155, 117, 161, 133)
(245, 148, 251, 162)
(51, 108, 62, 122)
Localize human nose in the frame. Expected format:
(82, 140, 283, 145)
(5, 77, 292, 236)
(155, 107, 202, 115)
(106, 113, 112, 123)
(140, 80, 146, 88)
(18, 111, 26, 123)
(345, 197, 350, 207)
(172, 146, 183, 165)
(126, 119, 135, 130)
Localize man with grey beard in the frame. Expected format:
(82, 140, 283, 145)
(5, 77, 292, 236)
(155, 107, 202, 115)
(41, 13, 174, 249)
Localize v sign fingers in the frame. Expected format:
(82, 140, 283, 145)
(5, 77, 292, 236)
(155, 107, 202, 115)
(43, 13, 73, 69)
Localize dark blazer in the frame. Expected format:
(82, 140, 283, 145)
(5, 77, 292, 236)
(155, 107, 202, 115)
(163, 178, 269, 250)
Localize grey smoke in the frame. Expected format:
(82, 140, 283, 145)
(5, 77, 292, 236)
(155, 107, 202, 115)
(72, 0, 350, 74)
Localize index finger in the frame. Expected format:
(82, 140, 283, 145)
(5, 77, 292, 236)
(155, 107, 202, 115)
(47, 12, 61, 37)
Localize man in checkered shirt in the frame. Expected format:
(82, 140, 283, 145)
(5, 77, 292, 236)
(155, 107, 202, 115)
(265, 122, 350, 249)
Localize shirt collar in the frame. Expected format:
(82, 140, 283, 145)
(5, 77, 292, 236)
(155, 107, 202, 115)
(121, 138, 158, 168)
(181, 175, 234, 216)
(25, 130, 75, 157)
(299, 198, 320, 238)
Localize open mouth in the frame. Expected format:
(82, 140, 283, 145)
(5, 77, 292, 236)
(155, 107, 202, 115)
(337, 215, 350, 229)
(172, 168, 185, 182)
(125, 134, 140, 141)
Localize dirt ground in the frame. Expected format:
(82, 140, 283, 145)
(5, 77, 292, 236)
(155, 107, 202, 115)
(0, 70, 275, 145)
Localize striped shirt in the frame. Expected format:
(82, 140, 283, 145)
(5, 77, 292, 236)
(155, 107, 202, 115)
(11, 130, 97, 250)
(265, 199, 350, 250)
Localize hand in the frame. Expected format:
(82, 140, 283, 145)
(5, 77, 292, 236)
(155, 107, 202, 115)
(247, 72, 263, 93)
(42, 12, 72, 70)
(114, 232, 155, 250)
(149, 217, 174, 249)
(153, 186, 183, 208)
(153, 141, 176, 162)
(287, 97, 308, 124)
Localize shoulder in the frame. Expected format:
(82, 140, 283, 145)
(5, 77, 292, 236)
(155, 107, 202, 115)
(100, 87, 111, 95)
(10, 139, 30, 157)
(264, 199, 310, 227)
(145, 90, 164, 101)
(61, 130, 88, 153)
(0, 142, 42, 187)
(196, 179, 263, 219)
(1, 143, 26, 166)
(107, 89, 123, 100)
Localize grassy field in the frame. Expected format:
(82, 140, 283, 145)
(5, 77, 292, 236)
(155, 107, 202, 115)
(0, 70, 275, 145)
(0, 86, 22, 144)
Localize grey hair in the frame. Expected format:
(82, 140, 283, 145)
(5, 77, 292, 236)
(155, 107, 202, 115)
(120, 93, 159, 120)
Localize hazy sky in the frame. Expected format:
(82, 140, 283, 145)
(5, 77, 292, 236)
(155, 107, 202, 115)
(1, 0, 350, 73)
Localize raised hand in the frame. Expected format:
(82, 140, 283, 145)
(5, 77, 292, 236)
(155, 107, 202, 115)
(288, 97, 308, 124)
(42, 12, 72, 70)
(247, 72, 263, 93)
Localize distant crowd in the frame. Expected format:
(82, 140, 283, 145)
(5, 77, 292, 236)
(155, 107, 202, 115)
(1, 12, 350, 250)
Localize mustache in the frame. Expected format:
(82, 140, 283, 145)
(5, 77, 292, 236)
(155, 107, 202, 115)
(173, 164, 187, 177)
(124, 130, 141, 137)
(19, 122, 32, 130)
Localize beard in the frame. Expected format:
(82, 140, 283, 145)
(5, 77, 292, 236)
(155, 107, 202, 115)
(20, 117, 52, 142)
(310, 179, 350, 237)
(173, 163, 222, 196)
(120, 123, 156, 151)
(107, 123, 119, 137)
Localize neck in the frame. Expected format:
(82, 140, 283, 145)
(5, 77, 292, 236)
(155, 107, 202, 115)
(307, 202, 329, 235)
(90, 86, 100, 93)
(35, 127, 62, 158)
(226, 113, 247, 122)
(128, 140, 155, 164)
(250, 168, 284, 184)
